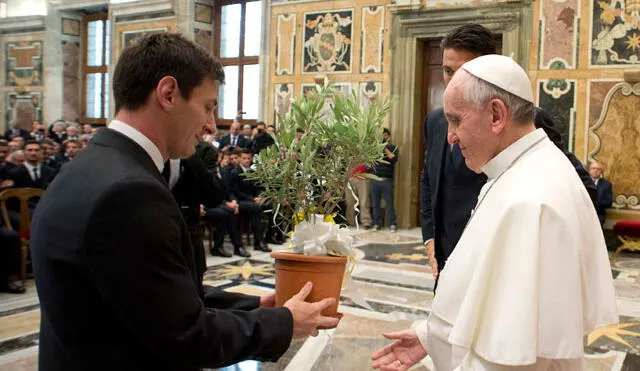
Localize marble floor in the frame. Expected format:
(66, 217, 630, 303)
(1, 228, 639, 370)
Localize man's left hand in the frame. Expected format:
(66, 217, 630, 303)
(259, 292, 276, 308)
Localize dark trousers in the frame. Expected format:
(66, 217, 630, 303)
(0, 227, 21, 284)
(204, 206, 242, 249)
(188, 225, 206, 285)
(371, 178, 397, 226)
(238, 201, 263, 246)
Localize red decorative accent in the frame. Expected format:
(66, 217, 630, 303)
(19, 229, 30, 239)
(613, 221, 640, 238)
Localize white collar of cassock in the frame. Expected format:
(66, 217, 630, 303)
(481, 128, 546, 180)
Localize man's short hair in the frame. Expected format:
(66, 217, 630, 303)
(113, 33, 225, 113)
(463, 74, 534, 125)
(41, 138, 55, 146)
(24, 140, 41, 149)
(383, 128, 391, 136)
(239, 148, 252, 155)
(441, 24, 497, 57)
(64, 139, 80, 150)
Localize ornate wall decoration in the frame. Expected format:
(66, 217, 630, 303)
(62, 41, 80, 122)
(300, 82, 351, 120)
(276, 14, 296, 75)
(538, 0, 579, 69)
(359, 81, 382, 109)
(361, 6, 384, 73)
(302, 10, 353, 73)
(589, 82, 640, 210)
(5, 92, 42, 130)
(5, 40, 43, 87)
(591, 0, 640, 66)
(274, 83, 294, 120)
(195, 3, 213, 24)
(194, 28, 213, 53)
(114, 20, 176, 63)
(537, 79, 576, 151)
(62, 18, 81, 36)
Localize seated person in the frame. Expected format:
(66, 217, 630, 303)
(589, 162, 613, 225)
(0, 226, 25, 294)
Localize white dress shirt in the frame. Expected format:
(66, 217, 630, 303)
(24, 162, 41, 182)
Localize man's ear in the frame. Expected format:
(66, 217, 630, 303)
(489, 98, 509, 134)
(156, 76, 179, 111)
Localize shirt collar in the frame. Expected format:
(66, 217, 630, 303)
(108, 120, 164, 172)
(24, 162, 40, 172)
(481, 128, 547, 180)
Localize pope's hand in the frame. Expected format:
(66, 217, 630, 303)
(371, 329, 427, 370)
(259, 292, 276, 308)
(425, 240, 438, 279)
(284, 282, 340, 338)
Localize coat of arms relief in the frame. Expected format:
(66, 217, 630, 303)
(303, 11, 353, 73)
(592, 0, 640, 65)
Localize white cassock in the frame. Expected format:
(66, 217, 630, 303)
(413, 128, 618, 370)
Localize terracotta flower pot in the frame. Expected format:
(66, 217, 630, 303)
(271, 251, 347, 319)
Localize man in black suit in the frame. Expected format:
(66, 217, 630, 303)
(219, 122, 251, 150)
(6, 140, 56, 190)
(52, 139, 80, 169)
(31, 33, 338, 371)
(589, 162, 613, 225)
(252, 121, 275, 154)
(420, 24, 597, 289)
(4, 122, 30, 141)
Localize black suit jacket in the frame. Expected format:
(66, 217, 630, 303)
(595, 178, 613, 223)
(31, 128, 293, 371)
(219, 134, 251, 149)
(4, 128, 30, 140)
(7, 164, 56, 189)
(420, 107, 597, 274)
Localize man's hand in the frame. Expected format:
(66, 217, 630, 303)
(225, 200, 239, 214)
(259, 292, 276, 308)
(371, 329, 427, 370)
(199, 204, 206, 217)
(425, 240, 438, 279)
(253, 196, 263, 205)
(284, 282, 340, 338)
(384, 147, 395, 160)
(0, 179, 14, 188)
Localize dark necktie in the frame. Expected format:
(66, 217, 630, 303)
(232, 135, 237, 147)
(32, 167, 39, 181)
(162, 162, 171, 184)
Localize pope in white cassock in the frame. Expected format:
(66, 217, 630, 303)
(371, 55, 618, 370)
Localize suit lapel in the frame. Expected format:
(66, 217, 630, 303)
(431, 111, 448, 216)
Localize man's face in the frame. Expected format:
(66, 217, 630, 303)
(66, 142, 80, 158)
(220, 155, 229, 167)
(32, 122, 42, 132)
(24, 144, 42, 163)
(13, 137, 24, 146)
(589, 163, 603, 179)
(8, 141, 20, 153)
(444, 72, 499, 174)
(66, 126, 78, 137)
(0, 145, 8, 162)
(442, 48, 478, 86)
(167, 77, 218, 159)
(83, 124, 92, 134)
(242, 125, 252, 137)
(383, 132, 391, 142)
(240, 153, 253, 168)
(229, 154, 239, 166)
(230, 123, 241, 135)
(42, 143, 53, 157)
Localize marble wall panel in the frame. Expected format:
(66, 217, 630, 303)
(590, 0, 640, 66)
(5, 91, 42, 130)
(5, 40, 43, 87)
(62, 40, 80, 122)
(302, 10, 353, 73)
(194, 28, 212, 53)
(275, 13, 296, 75)
(537, 79, 576, 151)
(274, 83, 294, 122)
(194, 3, 213, 24)
(538, 0, 578, 69)
(114, 20, 176, 63)
(359, 81, 382, 110)
(361, 6, 384, 73)
(589, 82, 640, 210)
(301, 82, 351, 120)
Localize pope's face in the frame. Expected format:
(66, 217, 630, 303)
(444, 72, 499, 173)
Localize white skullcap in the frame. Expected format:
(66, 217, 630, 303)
(461, 54, 534, 103)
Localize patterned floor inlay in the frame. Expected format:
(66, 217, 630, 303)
(0, 228, 638, 370)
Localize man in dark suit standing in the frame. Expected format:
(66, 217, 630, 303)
(589, 162, 613, 225)
(31, 33, 338, 371)
(219, 122, 250, 150)
(4, 122, 30, 141)
(420, 24, 597, 289)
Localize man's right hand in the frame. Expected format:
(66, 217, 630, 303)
(425, 240, 438, 279)
(284, 282, 340, 338)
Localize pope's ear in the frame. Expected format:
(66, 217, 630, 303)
(489, 98, 509, 133)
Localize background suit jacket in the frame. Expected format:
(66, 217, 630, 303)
(219, 134, 251, 149)
(595, 178, 613, 224)
(420, 107, 597, 276)
(6, 164, 56, 189)
(31, 128, 293, 371)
